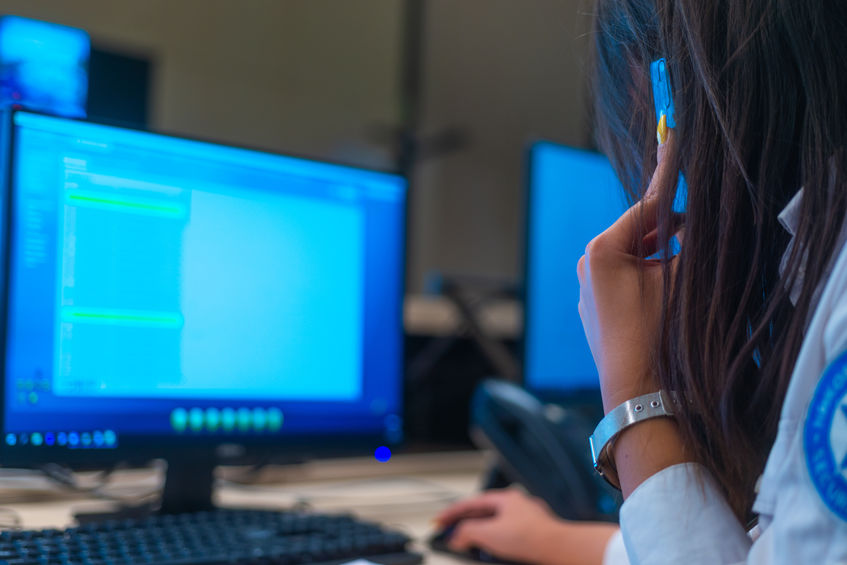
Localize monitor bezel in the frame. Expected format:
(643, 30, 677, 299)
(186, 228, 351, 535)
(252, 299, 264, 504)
(520, 140, 609, 403)
(0, 108, 409, 469)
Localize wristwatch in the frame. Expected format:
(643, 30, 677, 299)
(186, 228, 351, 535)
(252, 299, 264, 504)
(589, 390, 679, 490)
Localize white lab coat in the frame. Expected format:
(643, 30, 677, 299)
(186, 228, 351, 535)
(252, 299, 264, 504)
(601, 190, 847, 564)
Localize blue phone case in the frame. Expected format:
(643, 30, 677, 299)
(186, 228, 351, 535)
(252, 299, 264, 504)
(651, 58, 676, 128)
(651, 58, 687, 213)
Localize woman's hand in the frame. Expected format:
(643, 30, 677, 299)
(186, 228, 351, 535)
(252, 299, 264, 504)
(576, 140, 674, 412)
(433, 489, 618, 565)
(576, 136, 690, 496)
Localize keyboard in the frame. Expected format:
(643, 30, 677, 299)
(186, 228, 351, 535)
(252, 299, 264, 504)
(0, 509, 423, 565)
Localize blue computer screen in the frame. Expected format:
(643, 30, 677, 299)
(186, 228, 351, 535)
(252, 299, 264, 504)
(2, 111, 406, 451)
(524, 143, 627, 395)
(0, 17, 90, 118)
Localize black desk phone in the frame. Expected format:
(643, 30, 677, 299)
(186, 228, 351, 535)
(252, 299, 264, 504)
(470, 379, 620, 522)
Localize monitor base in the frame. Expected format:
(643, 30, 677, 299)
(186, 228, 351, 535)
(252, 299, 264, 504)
(74, 457, 215, 524)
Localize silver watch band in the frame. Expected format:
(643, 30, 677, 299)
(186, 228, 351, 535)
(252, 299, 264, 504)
(589, 390, 679, 488)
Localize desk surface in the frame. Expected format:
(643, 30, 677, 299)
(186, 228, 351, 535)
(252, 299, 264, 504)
(0, 451, 488, 565)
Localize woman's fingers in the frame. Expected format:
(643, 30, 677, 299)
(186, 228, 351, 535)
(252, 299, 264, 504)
(641, 214, 685, 258)
(649, 127, 674, 196)
(589, 133, 676, 258)
(439, 490, 560, 562)
(433, 490, 511, 526)
(448, 519, 498, 552)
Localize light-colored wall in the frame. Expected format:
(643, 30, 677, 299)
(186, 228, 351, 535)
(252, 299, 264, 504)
(413, 0, 593, 289)
(0, 0, 403, 168)
(0, 0, 593, 291)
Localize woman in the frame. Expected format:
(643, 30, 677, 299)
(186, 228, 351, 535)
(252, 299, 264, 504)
(435, 0, 847, 562)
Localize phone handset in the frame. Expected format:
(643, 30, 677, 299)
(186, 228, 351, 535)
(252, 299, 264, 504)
(650, 58, 687, 219)
(651, 58, 676, 144)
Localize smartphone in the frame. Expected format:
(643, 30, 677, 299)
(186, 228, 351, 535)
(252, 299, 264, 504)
(650, 58, 676, 128)
(650, 58, 687, 232)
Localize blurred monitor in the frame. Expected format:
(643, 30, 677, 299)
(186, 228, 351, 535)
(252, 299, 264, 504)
(523, 142, 627, 399)
(0, 16, 90, 118)
(0, 110, 407, 509)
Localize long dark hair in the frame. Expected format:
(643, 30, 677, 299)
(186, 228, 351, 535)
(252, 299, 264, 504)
(591, 0, 847, 518)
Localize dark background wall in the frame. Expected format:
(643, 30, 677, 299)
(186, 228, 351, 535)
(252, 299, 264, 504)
(0, 0, 594, 293)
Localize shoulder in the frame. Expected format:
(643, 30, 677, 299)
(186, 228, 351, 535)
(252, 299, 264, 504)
(778, 235, 847, 423)
(803, 236, 847, 523)
(754, 233, 847, 546)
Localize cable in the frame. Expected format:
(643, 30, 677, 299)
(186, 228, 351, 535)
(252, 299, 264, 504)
(39, 463, 162, 506)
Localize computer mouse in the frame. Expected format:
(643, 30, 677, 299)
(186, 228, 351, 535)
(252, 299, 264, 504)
(428, 523, 524, 564)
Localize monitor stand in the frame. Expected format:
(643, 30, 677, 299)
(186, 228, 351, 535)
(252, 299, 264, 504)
(74, 456, 216, 524)
(159, 455, 216, 514)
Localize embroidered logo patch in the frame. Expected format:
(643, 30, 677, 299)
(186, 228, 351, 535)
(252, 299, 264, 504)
(805, 350, 847, 521)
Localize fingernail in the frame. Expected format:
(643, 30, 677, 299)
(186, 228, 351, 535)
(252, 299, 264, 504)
(656, 113, 668, 145)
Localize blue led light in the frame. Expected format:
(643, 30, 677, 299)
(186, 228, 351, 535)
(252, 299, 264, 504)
(221, 408, 237, 432)
(57, 432, 68, 446)
(44, 432, 55, 446)
(237, 408, 252, 432)
(374, 446, 392, 462)
(31, 432, 43, 446)
(206, 408, 220, 431)
(189, 408, 204, 432)
(93, 431, 104, 447)
(253, 408, 267, 431)
(68, 432, 79, 447)
(81, 432, 92, 447)
(5, 433, 16, 446)
(267, 408, 283, 432)
(171, 408, 188, 433)
(103, 430, 117, 447)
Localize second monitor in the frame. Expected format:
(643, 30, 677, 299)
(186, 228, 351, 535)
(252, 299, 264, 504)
(523, 142, 627, 399)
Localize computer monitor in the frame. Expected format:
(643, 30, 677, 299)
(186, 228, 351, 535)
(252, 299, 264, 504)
(0, 111, 407, 511)
(0, 16, 90, 118)
(522, 142, 627, 400)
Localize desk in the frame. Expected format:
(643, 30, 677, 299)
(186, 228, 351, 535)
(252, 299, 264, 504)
(0, 451, 488, 565)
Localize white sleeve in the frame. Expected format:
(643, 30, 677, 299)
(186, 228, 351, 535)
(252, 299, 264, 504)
(618, 463, 751, 565)
(620, 460, 847, 563)
(602, 529, 629, 565)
